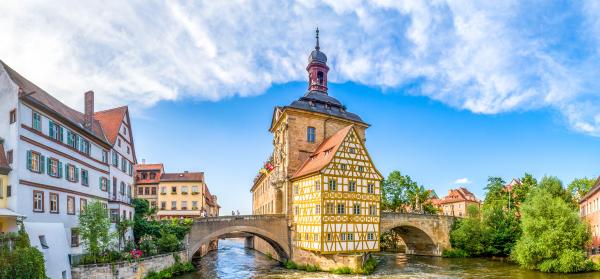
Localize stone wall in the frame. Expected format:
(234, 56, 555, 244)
(247, 236, 283, 262)
(71, 250, 188, 279)
(292, 248, 362, 271)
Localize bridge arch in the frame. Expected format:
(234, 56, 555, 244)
(380, 213, 455, 256)
(382, 223, 439, 256)
(187, 215, 290, 261)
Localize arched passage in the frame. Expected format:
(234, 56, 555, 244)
(384, 225, 439, 256)
(188, 225, 290, 262)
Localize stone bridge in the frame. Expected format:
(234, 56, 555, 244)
(187, 213, 455, 260)
(380, 212, 455, 256)
(188, 214, 290, 260)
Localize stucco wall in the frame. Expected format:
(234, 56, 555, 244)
(71, 250, 188, 279)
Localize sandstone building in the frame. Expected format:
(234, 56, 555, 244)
(250, 30, 382, 260)
(434, 187, 480, 217)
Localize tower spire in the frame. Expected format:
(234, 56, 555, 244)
(315, 27, 320, 51)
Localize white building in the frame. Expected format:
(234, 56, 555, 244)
(0, 60, 137, 279)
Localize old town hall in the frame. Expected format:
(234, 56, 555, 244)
(251, 29, 383, 260)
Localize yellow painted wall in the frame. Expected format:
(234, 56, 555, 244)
(157, 181, 205, 211)
(0, 175, 7, 208)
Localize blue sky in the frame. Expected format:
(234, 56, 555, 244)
(2, 1, 600, 213)
(132, 81, 600, 213)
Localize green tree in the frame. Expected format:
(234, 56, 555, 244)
(115, 219, 133, 251)
(447, 205, 488, 257)
(406, 184, 437, 214)
(568, 177, 596, 202)
(482, 203, 521, 256)
(536, 176, 573, 207)
(511, 187, 592, 273)
(381, 171, 415, 212)
(79, 201, 111, 257)
(513, 173, 536, 208)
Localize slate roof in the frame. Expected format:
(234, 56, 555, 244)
(160, 172, 204, 182)
(0, 60, 109, 144)
(292, 125, 353, 179)
(287, 90, 365, 124)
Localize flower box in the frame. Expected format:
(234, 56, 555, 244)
(160, 192, 167, 195)
(191, 192, 199, 195)
(181, 192, 188, 195)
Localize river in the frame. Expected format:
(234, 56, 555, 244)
(176, 238, 600, 279)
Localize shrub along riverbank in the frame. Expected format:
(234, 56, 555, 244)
(442, 174, 598, 273)
(283, 256, 379, 275)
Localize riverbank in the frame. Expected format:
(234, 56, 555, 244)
(176, 239, 600, 278)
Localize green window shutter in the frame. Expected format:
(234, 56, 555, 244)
(40, 155, 45, 174)
(26, 150, 32, 170)
(49, 121, 55, 138)
(75, 167, 79, 182)
(59, 126, 64, 142)
(67, 131, 72, 146)
(58, 161, 63, 178)
(99, 177, 102, 190)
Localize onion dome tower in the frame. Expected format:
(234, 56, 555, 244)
(286, 28, 365, 124)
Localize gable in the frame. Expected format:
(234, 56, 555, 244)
(321, 128, 383, 180)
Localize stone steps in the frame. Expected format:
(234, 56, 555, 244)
(395, 253, 408, 265)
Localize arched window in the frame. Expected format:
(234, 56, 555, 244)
(317, 71, 324, 85)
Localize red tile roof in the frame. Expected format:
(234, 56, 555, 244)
(438, 187, 479, 204)
(160, 172, 204, 182)
(94, 106, 128, 145)
(292, 125, 353, 179)
(135, 164, 164, 171)
(0, 141, 11, 175)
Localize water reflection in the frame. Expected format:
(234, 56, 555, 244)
(177, 238, 600, 279)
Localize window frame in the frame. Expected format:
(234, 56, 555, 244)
(81, 169, 89, 186)
(80, 198, 87, 214)
(33, 190, 44, 212)
(307, 126, 316, 143)
(32, 111, 42, 131)
(9, 109, 16, 124)
(67, 196, 76, 215)
(49, 192, 59, 214)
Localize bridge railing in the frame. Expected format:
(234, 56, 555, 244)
(381, 212, 457, 221)
(192, 214, 286, 223)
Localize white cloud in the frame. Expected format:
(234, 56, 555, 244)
(1, 1, 599, 135)
(453, 178, 471, 185)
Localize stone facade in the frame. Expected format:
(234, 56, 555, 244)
(71, 250, 188, 279)
(292, 248, 363, 271)
(380, 212, 455, 256)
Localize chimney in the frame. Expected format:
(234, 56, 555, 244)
(84, 91, 94, 129)
(184, 171, 189, 173)
(142, 158, 146, 164)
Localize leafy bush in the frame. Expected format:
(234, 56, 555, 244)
(144, 262, 195, 279)
(331, 267, 353, 274)
(442, 248, 469, 258)
(157, 232, 181, 253)
(305, 264, 320, 272)
(139, 235, 158, 256)
(511, 187, 593, 273)
(0, 246, 46, 279)
(284, 260, 297, 269)
(357, 257, 378, 275)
